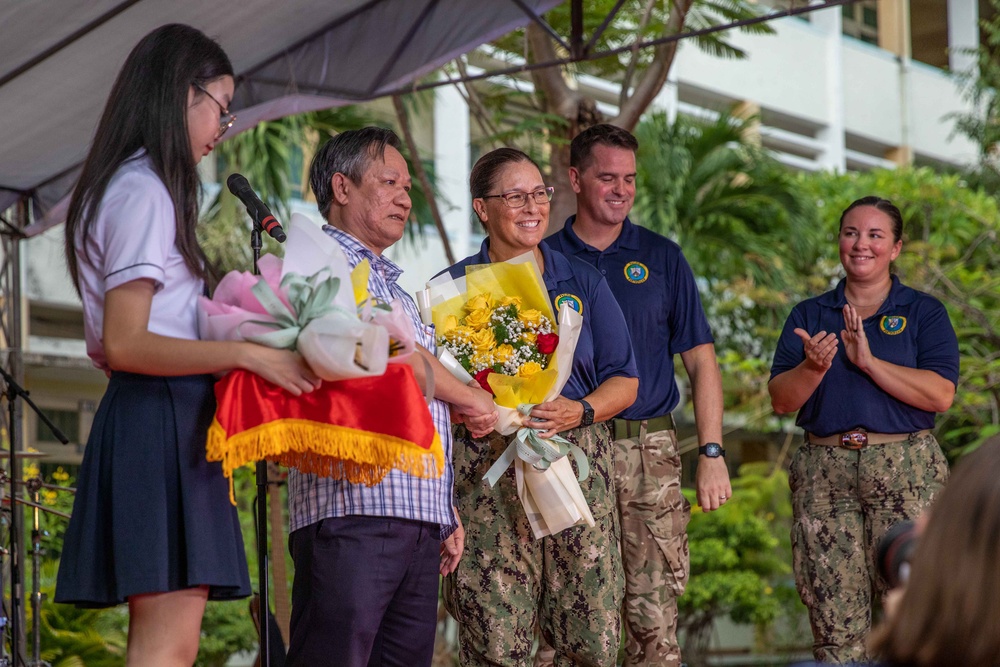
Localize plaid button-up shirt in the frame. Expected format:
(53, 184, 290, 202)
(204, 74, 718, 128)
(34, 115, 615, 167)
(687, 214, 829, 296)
(288, 225, 455, 538)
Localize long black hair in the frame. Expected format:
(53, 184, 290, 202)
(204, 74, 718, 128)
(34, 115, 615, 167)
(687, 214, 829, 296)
(64, 23, 233, 292)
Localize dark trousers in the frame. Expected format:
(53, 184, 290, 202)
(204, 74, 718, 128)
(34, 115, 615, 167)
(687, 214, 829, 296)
(286, 515, 441, 667)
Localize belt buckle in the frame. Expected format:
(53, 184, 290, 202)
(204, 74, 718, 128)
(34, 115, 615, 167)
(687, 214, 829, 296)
(840, 430, 868, 450)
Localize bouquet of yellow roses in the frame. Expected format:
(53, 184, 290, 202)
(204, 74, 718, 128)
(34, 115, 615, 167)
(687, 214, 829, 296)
(422, 252, 594, 539)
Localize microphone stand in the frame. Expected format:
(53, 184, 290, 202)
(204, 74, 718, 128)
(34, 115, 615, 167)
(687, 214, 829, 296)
(250, 226, 271, 667)
(0, 364, 68, 667)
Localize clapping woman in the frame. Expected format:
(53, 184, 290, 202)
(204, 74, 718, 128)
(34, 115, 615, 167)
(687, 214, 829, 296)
(768, 196, 958, 663)
(438, 148, 638, 666)
(54, 24, 318, 666)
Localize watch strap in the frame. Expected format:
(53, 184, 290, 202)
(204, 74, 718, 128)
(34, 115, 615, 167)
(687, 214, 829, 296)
(698, 443, 726, 458)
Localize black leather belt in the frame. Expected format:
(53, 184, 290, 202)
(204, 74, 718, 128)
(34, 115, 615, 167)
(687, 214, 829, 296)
(612, 414, 676, 440)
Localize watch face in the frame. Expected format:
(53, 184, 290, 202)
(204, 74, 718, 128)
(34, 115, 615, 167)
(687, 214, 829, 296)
(702, 443, 723, 458)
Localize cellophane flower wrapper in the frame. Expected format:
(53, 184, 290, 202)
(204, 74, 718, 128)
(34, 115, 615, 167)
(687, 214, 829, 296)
(198, 214, 415, 379)
(424, 252, 594, 538)
(200, 214, 439, 503)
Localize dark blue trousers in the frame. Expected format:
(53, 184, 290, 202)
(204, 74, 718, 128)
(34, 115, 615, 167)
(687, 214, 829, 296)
(286, 515, 440, 667)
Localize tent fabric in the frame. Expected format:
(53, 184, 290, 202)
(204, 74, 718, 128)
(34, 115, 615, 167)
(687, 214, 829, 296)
(0, 0, 561, 236)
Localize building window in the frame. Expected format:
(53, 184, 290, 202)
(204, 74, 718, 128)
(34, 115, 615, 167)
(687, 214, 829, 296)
(843, 1, 879, 45)
(36, 408, 79, 445)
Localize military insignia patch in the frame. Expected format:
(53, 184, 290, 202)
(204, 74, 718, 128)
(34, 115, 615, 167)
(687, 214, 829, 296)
(624, 261, 649, 284)
(880, 316, 906, 335)
(554, 293, 584, 315)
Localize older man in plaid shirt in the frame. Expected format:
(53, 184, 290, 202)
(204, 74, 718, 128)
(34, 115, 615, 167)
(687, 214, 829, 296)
(286, 127, 497, 667)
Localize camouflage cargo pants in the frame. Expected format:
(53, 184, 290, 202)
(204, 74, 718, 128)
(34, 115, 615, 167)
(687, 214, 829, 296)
(789, 432, 949, 663)
(615, 427, 690, 667)
(444, 422, 624, 667)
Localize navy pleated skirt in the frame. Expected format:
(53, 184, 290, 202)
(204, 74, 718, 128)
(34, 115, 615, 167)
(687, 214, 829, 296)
(55, 372, 251, 607)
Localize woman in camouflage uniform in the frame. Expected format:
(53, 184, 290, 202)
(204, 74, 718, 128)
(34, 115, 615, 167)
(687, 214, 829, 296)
(768, 196, 957, 663)
(437, 148, 639, 666)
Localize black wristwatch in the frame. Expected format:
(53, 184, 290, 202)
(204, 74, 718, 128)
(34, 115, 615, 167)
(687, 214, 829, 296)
(698, 442, 725, 458)
(578, 399, 595, 427)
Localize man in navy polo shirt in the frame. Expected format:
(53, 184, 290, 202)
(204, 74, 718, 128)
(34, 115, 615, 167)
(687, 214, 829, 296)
(546, 124, 732, 667)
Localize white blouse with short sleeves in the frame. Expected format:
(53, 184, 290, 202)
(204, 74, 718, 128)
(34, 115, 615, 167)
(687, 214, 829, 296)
(76, 152, 203, 370)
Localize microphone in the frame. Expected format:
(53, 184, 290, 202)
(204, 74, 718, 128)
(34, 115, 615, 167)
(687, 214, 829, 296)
(226, 173, 286, 243)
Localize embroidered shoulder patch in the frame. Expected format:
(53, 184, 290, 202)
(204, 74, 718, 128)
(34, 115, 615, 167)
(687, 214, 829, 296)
(880, 315, 906, 335)
(554, 293, 584, 315)
(624, 261, 649, 284)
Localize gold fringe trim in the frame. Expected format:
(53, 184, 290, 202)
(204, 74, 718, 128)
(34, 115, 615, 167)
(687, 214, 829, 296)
(207, 418, 445, 504)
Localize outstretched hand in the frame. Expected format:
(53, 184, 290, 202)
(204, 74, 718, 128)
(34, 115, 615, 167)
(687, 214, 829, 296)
(794, 327, 838, 373)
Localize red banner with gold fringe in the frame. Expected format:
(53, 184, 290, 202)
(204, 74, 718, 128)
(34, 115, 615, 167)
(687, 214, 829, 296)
(207, 364, 443, 503)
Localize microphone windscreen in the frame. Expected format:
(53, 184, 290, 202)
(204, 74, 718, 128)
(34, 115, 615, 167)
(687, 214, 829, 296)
(227, 173, 251, 197)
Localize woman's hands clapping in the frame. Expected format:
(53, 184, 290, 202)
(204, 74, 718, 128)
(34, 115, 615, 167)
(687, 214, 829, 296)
(840, 304, 874, 374)
(793, 327, 839, 373)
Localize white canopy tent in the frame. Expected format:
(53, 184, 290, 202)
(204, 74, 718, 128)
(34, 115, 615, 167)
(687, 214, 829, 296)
(0, 3, 562, 660)
(0, 0, 562, 236)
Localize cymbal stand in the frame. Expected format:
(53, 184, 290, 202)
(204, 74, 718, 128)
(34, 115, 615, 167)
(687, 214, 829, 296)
(0, 364, 67, 666)
(25, 479, 47, 667)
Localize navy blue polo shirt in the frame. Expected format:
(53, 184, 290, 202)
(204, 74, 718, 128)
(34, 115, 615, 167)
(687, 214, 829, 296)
(436, 238, 638, 401)
(769, 276, 959, 437)
(547, 216, 714, 420)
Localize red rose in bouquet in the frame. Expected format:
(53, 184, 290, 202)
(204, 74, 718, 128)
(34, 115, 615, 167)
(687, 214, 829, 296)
(536, 333, 559, 355)
(474, 368, 495, 394)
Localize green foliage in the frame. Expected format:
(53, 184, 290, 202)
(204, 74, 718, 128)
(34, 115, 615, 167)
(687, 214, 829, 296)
(796, 168, 1000, 454)
(679, 462, 801, 662)
(35, 562, 128, 667)
(634, 109, 820, 291)
(33, 465, 78, 562)
(196, 600, 258, 667)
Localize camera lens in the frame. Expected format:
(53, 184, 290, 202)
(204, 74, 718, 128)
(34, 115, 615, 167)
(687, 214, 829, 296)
(877, 520, 917, 589)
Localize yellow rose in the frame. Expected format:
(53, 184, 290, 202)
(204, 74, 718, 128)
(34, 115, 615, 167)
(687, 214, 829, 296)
(466, 293, 493, 312)
(453, 325, 476, 339)
(499, 295, 522, 308)
(522, 331, 537, 345)
(469, 329, 496, 355)
(464, 307, 492, 330)
(518, 309, 542, 327)
(494, 344, 514, 364)
(517, 361, 543, 378)
(441, 314, 459, 333)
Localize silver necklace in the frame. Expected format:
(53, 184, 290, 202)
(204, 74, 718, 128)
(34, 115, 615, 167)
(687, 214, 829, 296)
(845, 289, 888, 309)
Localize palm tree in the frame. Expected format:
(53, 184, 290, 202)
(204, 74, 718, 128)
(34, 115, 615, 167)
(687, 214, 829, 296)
(633, 108, 820, 292)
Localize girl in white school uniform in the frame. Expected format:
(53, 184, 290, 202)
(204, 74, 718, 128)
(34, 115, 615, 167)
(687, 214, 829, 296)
(54, 24, 318, 666)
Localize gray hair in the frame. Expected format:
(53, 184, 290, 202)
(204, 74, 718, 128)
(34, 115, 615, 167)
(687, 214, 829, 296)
(309, 127, 402, 220)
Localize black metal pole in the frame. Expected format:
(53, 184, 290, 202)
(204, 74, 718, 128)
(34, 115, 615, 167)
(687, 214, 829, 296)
(250, 227, 271, 667)
(28, 482, 42, 667)
(7, 391, 21, 666)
